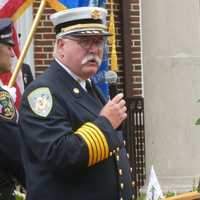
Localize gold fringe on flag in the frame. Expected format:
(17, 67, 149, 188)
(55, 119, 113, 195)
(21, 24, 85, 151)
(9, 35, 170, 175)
(46, 0, 67, 11)
(108, 0, 118, 71)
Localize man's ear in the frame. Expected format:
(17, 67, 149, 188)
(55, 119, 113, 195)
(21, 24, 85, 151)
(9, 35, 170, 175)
(57, 38, 64, 49)
(56, 39, 66, 58)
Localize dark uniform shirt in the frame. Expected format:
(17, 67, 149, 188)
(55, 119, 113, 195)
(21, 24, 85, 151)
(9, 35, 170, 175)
(19, 60, 134, 200)
(22, 63, 34, 88)
(0, 86, 25, 200)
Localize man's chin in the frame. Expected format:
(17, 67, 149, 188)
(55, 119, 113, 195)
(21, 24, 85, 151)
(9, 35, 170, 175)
(82, 69, 98, 80)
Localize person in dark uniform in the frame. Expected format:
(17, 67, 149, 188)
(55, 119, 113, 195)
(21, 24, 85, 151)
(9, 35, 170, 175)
(17, 33, 34, 88)
(0, 18, 25, 200)
(19, 7, 134, 200)
(0, 86, 25, 200)
(21, 63, 34, 88)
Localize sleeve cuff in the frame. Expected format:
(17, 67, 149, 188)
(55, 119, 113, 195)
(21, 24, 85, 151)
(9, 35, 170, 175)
(75, 121, 109, 167)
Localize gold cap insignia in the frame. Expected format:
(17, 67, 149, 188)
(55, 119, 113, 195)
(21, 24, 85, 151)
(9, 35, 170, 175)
(91, 10, 101, 20)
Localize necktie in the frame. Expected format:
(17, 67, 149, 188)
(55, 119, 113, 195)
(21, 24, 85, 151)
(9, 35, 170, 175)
(86, 80, 102, 106)
(86, 80, 94, 97)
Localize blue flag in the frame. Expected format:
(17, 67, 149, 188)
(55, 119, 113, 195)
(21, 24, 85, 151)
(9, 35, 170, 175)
(91, 45, 109, 99)
(58, 0, 105, 8)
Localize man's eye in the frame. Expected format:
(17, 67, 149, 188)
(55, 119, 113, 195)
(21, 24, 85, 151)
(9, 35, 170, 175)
(81, 40, 90, 44)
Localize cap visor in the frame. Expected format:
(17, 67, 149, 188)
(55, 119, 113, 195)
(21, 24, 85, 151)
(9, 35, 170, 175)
(72, 31, 112, 36)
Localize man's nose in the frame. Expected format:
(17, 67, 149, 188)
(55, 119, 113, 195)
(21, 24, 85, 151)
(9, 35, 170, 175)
(88, 42, 99, 53)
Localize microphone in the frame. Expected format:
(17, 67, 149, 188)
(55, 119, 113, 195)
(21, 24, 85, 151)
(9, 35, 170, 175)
(104, 71, 118, 99)
(106, 71, 123, 131)
(92, 70, 118, 98)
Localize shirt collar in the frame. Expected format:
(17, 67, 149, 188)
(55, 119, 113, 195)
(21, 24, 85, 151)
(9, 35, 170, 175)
(55, 58, 88, 91)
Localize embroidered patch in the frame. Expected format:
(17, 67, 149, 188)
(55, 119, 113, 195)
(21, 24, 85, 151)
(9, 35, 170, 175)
(0, 90, 15, 120)
(28, 87, 53, 117)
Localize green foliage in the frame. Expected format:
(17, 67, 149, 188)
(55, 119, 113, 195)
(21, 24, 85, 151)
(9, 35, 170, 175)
(195, 100, 200, 125)
(15, 195, 25, 200)
(165, 191, 176, 197)
(191, 177, 200, 192)
(136, 194, 146, 200)
(196, 177, 200, 192)
(195, 118, 200, 125)
(15, 191, 26, 200)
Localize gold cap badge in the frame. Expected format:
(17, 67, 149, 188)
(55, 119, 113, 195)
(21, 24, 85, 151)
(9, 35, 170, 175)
(91, 9, 101, 20)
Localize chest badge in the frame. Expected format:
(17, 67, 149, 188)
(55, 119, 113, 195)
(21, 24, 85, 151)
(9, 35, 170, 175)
(28, 87, 53, 117)
(0, 90, 15, 120)
(73, 88, 80, 94)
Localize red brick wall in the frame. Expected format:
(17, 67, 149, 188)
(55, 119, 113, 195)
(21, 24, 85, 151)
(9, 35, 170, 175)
(130, 0, 142, 96)
(33, 0, 55, 77)
(33, 0, 142, 96)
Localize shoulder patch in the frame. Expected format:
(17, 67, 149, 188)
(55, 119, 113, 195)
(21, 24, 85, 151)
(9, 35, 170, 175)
(0, 90, 15, 120)
(28, 87, 53, 117)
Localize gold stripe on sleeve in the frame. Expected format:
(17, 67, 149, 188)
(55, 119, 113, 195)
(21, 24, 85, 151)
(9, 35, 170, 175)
(75, 130, 93, 166)
(79, 128, 98, 165)
(84, 125, 105, 162)
(82, 127, 102, 163)
(86, 122, 109, 159)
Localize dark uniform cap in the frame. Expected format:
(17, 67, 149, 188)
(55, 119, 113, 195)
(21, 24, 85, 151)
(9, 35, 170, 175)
(0, 18, 14, 46)
(50, 7, 112, 38)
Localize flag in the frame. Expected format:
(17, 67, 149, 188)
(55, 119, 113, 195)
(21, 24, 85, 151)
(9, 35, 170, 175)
(146, 166, 164, 200)
(0, 0, 33, 109)
(91, 45, 109, 99)
(108, 0, 118, 71)
(47, 0, 105, 10)
(0, 0, 33, 21)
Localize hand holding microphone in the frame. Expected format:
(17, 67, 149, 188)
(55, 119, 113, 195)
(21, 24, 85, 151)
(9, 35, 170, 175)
(95, 70, 127, 129)
(99, 93, 127, 129)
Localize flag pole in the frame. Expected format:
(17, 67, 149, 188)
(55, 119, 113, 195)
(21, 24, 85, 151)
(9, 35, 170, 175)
(8, 0, 47, 87)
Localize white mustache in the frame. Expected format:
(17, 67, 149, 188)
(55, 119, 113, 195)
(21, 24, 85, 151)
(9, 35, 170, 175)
(81, 54, 102, 66)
